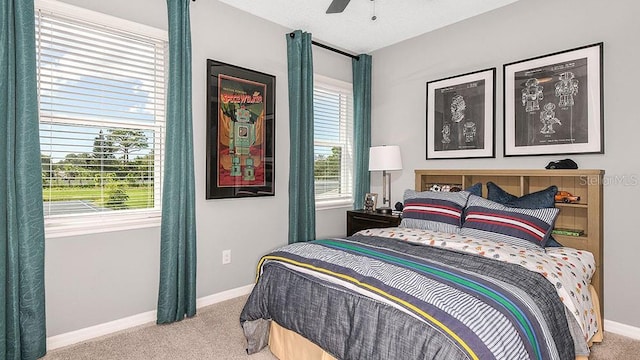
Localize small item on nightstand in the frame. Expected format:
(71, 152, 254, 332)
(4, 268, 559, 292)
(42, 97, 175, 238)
(376, 207, 392, 215)
(364, 198, 375, 212)
(394, 202, 404, 211)
(364, 192, 378, 212)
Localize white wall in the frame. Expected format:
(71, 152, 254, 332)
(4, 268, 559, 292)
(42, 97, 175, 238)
(370, 0, 640, 327)
(47, 0, 350, 337)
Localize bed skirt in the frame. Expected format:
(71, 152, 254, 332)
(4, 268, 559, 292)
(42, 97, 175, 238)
(268, 285, 604, 360)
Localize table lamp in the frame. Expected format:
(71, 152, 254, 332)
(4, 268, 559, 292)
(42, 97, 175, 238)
(369, 145, 402, 214)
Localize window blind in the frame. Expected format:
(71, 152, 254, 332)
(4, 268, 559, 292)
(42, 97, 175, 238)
(313, 77, 354, 204)
(35, 6, 167, 226)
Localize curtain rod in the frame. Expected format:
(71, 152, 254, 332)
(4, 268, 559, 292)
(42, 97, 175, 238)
(289, 32, 359, 60)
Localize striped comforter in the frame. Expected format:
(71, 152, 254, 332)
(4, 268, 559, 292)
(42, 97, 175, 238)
(241, 235, 575, 360)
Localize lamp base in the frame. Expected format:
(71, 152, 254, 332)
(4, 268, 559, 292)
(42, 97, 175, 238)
(376, 207, 392, 215)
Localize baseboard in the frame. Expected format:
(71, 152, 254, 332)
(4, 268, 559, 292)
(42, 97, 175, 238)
(604, 319, 640, 340)
(196, 283, 254, 308)
(47, 284, 254, 351)
(46, 309, 158, 350)
(47, 287, 640, 351)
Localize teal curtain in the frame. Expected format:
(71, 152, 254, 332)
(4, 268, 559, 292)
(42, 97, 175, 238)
(287, 30, 316, 244)
(157, 0, 197, 324)
(1, 0, 47, 359)
(352, 54, 372, 209)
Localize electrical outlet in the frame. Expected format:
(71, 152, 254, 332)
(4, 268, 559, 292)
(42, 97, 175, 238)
(222, 249, 231, 265)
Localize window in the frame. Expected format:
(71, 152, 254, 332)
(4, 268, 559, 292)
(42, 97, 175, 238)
(35, 1, 167, 236)
(313, 75, 354, 208)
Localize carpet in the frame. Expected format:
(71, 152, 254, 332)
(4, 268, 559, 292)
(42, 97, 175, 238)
(43, 295, 640, 359)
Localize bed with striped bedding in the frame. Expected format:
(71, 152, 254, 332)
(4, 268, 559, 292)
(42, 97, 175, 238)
(240, 233, 579, 360)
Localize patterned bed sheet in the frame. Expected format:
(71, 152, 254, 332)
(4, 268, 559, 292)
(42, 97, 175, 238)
(356, 227, 598, 341)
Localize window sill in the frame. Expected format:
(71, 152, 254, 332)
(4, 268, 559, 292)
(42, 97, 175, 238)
(315, 199, 353, 211)
(45, 211, 162, 239)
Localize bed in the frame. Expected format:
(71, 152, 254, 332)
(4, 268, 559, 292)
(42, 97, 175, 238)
(241, 169, 604, 360)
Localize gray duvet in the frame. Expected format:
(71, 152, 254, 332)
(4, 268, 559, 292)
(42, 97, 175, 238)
(240, 235, 576, 360)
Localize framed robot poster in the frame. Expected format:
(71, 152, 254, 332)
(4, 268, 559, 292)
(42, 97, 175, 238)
(503, 43, 603, 156)
(206, 59, 275, 199)
(426, 68, 496, 159)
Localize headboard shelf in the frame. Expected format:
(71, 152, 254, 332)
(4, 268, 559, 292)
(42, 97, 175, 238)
(414, 169, 605, 319)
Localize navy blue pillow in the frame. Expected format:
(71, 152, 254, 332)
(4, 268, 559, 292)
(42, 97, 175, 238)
(465, 182, 482, 197)
(545, 237, 563, 247)
(486, 182, 562, 247)
(486, 182, 557, 209)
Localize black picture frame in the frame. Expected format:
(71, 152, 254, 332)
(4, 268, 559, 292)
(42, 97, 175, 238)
(426, 68, 496, 159)
(206, 59, 275, 199)
(503, 43, 604, 156)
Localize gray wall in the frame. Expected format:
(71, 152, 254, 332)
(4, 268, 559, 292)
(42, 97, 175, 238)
(47, 0, 640, 337)
(47, 0, 350, 336)
(370, 0, 640, 327)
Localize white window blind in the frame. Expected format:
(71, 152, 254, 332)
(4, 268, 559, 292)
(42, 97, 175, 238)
(313, 76, 354, 206)
(35, 1, 167, 236)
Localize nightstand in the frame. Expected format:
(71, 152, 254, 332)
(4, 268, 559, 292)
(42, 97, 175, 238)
(346, 209, 401, 236)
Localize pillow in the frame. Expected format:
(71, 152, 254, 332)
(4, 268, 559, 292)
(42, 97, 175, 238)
(486, 182, 563, 247)
(465, 182, 483, 197)
(401, 190, 471, 233)
(486, 181, 557, 209)
(545, 237, 563, 247)
(460, 195, 560, 248)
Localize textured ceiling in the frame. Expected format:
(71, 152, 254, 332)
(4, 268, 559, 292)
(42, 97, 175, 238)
(218, 0, 521, 54)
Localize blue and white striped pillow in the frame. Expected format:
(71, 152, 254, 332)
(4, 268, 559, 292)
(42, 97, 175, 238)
(400, 190, 471, 233)
(460, 195, 559, 248)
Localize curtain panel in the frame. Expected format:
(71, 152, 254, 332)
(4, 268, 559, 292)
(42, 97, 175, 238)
(352, 54, 372, 209)
(0, 0, 47, 359)
(157, 0, 197, 324)
(286, 30, 316, 244)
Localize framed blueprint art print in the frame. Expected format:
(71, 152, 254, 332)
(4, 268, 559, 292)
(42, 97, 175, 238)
(504, 43, 603, 156)
(426, 68, 495, 159)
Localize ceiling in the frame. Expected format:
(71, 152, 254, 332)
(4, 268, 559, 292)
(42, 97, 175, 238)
(218, 0, 521, 54)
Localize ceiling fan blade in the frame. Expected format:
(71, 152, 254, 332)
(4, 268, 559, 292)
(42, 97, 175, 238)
(326, 0, 350, 14)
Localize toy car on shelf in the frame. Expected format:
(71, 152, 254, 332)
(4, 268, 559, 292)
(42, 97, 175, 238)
(555, 190, 580, 203)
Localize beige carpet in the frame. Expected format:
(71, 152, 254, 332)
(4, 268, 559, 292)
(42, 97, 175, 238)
(43, 295, 640, 359)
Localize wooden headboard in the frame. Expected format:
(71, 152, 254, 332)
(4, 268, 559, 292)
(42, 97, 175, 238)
(414, 169, 604, 319)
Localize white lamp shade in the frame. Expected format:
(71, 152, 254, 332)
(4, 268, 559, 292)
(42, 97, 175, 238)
(369, 145, 402, 171)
